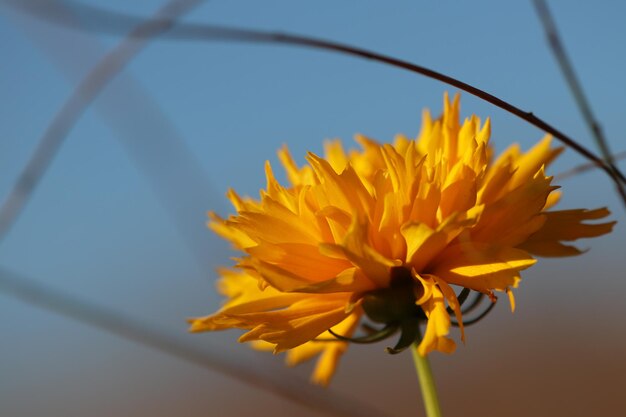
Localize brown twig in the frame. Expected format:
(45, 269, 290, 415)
(6, 0, 625, 207)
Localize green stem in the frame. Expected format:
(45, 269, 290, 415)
(412, 344, 443, 417)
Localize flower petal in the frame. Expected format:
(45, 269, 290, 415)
(417, 285, 456, 356)
(519, 208, 615, 257)
(432, 243, 536, 292)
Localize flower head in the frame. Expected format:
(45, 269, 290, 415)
(189, 94, 614, 385)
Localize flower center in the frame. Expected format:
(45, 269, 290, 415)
(361, 266, 426, 325)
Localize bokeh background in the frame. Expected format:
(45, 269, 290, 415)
(1, 1, 625, 416)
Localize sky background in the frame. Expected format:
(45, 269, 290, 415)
(1, 1, 625, 416)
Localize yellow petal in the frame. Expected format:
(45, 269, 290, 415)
(277, 145, 314, 186)
(246, 242, 350, 282)
(506, 287, 516, 313)
(508, 135, 563, 189)
(417, 285, 456, 355)
(208, 212, 256, 249)
(402, 213, 473, 271)
(323, 139, 349, 174)
(238, 295, 353, 351)
(520, 208, 615, 257)
(472, 172, 554, 246)
(433, 243, 535, 292)
(430, 275, 465, 342)
(311, 313, 361, 386)
(188, 269, 309, 332)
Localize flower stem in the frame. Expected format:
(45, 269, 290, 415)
(412, 344, 443, 417)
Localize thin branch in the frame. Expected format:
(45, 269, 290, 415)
(0, 267, 391, 417)
(532, 0, 626, 205)
(6, 0, 625, 207)
(451, 300, 496, 327)
(556, 150, 626, 182)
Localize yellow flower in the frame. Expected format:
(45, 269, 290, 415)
(189, 93, 614, 386)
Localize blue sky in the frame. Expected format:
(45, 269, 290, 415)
(1, 1, 625, 416)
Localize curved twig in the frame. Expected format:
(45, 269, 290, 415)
(323, 325, 399, 344)
(451, 299, 497, 327)
(6, 0, 626, 206)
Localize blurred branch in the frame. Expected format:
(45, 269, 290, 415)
(531, 0, 619, 167)
(0, 0, 204, 243)
(556, 150, 626, 182)
(0, 267, 391, 417)
(532, 0, 626, 205)
(0, 0, 224, 272)
(0, 3, 393, 415)
(5, 0, 626, 208)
